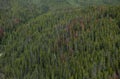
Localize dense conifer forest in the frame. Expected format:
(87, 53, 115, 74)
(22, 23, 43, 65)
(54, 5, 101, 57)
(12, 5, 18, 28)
(0, 0, 120, 79)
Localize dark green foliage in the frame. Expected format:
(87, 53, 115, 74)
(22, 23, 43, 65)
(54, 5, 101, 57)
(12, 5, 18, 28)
(0, 0, 120, 79)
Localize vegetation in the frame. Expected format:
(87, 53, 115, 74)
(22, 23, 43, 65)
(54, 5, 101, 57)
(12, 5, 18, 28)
(0, 0, 120, 79)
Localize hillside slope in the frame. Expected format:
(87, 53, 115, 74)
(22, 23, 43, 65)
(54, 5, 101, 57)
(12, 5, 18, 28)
(0, 6, 120, 79)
